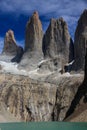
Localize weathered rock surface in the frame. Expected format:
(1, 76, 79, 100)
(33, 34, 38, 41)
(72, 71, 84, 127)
(0, 72, 83, 122)
(25, 11, 43, 54)
(2, 30, 18, 55)
(74, 9, 87, 71)
(0, 10, 87, 123)
(63, 47, 87, 122)
(42, 18, 74, 70)
(65, 104, 87, 122)
(43, 18, 71, 63)
(0, 73, 57, 121)
(19, 11, 43, 70)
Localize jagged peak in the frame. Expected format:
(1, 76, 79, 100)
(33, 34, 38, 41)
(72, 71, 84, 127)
(32, 11, 39, 18)
(5, 29, 16, 43)
(2, 29, 18, 55)
(78, 9, 87, 25)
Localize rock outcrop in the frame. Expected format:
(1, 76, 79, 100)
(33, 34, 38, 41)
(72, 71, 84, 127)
(0, 72, 83, 122)
(25, 11, 43, 54)
(0, 74, 57, 121)
(0, 10, 87, 123)
(42, 18, 74, 72)
(19, 11, 43, 70)
(74, 9, 87, 71)
(63, 47, 87, 122)
(2, 30, 18, 55)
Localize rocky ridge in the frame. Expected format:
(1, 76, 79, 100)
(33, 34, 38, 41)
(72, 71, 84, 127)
(0, 10, 87, 122)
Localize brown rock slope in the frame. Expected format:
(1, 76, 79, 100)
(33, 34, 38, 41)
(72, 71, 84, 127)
(0, 72, 83, 122)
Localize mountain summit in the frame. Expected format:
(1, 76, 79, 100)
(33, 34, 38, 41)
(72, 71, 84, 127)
(74, 9, 87, 71)
(2, 30, 18, 55)
(25, 11, 43, 54)
(19, 11, 43, 70)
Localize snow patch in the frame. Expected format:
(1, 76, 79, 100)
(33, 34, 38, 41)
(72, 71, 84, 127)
(0, 61, 52, 77)
(38, 59, 49, 66)
(0, 61, 28, 76)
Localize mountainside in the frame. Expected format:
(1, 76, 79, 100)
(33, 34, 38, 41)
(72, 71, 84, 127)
(74, 9, 87, 71)
(42, 18, 74, 72)
(43, 18, 74, 62)
(0, 10, 87, 122)
(0, 72, 83, 122)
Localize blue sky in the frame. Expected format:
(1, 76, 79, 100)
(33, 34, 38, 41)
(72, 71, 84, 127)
(0, 0, 87, 52)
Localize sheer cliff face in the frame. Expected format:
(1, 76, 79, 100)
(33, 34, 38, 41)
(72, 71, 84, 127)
(2, 30, 18, 55)
(1, 10, 87, 123)
(25, 11, 43, 54)
(42, 18, 74, 64)
(19, 11, 43, 70)
(0, 73, 83, 122)
(0, 74, 57, 122)
(74, 9, 87, 71)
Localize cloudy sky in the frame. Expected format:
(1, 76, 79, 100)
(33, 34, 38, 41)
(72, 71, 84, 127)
(0, 0, 87, 52)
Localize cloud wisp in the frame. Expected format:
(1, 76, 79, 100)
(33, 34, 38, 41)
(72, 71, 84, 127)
(0, 0, 86, 32)
(0, 0, 87, 52)
(0, 0, 86, 18)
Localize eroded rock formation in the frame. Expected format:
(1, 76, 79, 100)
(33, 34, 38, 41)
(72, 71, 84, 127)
(0, 10, 87, 123)
(0, 72, 83, 122)
(74, 9, 87, 71)
(64, 46, 87, 122)
(43, 18, 74, 62)
(2, 30, 18, 55)
(42, 18, 74, 72)
(25, 11, 43, 54)
(19, 11, 43, 70)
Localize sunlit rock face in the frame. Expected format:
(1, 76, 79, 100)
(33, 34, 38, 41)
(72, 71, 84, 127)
(25, 11, 43, 54)
(0, 72, 83, 122)
(19, 11, 43, 70)
(0, 74, 57, 121)
(0, 10, 87, 123)
(74, 9, 87, 71)
(2, 30, 18, 55)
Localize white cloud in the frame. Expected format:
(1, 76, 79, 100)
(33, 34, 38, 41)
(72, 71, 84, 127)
(0, 0, 86, 29)
(0, 0, 87, 40)
(0, 0, 86, 17)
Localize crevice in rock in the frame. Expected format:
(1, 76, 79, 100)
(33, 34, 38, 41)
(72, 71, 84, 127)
(64, 81, 86, 120)
(51, 89, 61, 121)
(64, 48, 87, 120)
